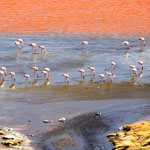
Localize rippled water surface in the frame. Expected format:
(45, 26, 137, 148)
(0, 35, 150, 89)
(0, 0, 150, 35)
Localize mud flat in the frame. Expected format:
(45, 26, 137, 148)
(34, 99, 150, 150)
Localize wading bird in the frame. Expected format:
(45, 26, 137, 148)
(62, 73, 69, 84)
(0, 67, 7, 76)
(123, 41, 130, 50)
(14, 41, 21, 49)
(17, 39, 24, 48)
(81, 41, 88, 50)
(138, 37, 145, 46)
(131, 68, 137, 78)
(110, 62, 116, 71)
(41, 71, 49, 79)
(98, 74, 105, 82)
(39, 45, 46, 54)
(88, 67, 95, 77)
(8, 72, 16, 82)
(78, 69, 85, 79)
(44, 68, 50, 77)
(23, 74, 31, 84)
(137, 61, 143, 70)
(105, 72, 113, 82)
(30, 67, 39, 79)
(29, 43, 37, 53)
(0, 71, 5, 81)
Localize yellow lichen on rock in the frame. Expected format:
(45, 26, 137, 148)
(107, 121, 150, 150)
(0, 126, 34, 150)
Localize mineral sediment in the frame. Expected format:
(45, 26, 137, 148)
(0, 126, 34, 150)
(107, 121, 150, 150)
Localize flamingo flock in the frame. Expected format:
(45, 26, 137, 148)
(0, 37, 148, 88)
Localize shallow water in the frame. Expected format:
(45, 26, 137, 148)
(0, 35, 150, 89)
(0, 35, 150, 149)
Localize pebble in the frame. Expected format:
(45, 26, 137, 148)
(58, 117, 66, 123)
(43, 120, 53, 123)
(95, 112, 102, 116)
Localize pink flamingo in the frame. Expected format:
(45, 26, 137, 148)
(30, 67, 39, 78)
(41, 71, 49, 79)
(23, 74, 31, 84)
(0, 71, 5, 80)
(129, 65, 136, 74)
(39, 45, 46, 54)
(81, 41, 88, 50)
(8, 72, 16, 82)
(88, 67, 95, 77)
(137, 61, 143, 70)
(0, 67, 7, 76)
(14, 41, 21, 49)
(29, 43, 37, 53)
(105, 72, 113, 82)
(110, 62, 116, 71)
(123, 41, 130, 50)
(138, 37, 145, 46)
(17, 39, 24, 48)
(129, 65, 136, 69)
(62, 73, 69, 84)
(131, 68, 137, 78)
(78, 69, 85, 79)
(98, 74, 105, 82)
(44, 68, 50, 77)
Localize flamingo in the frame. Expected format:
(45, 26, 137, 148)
(23, 74, 31, 84)
(81, 41, 88, 50)
(129, 65, 136, 75)
(44, 68, 50, 77)
(30, 67, 39, 78)
(17, 39, 24, 48)
(131, 68, 137, 78)
(105, 72, 113, 82)
(110, 62, 116, 71)
(98, 74, 105, 82)
(129, 65, 136, 69)
(0, 71, 5, 80)
(123, 41, 130, 49)
(78, 69, 85, 79)
(41, 71, 49, 79)
(62, 73, 69, 84)
(88, 67, 95, 77)
(8, 72, 16, 82)
(39, 45, 46, 54)
(138, 37, 145, 46)
(29, 43, 37, 53)
(14, 41, 21, 49)
(0, 67, 7, 76)
(137, 61, 143, 70)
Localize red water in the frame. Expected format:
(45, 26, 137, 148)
(0, 0, 150, 35)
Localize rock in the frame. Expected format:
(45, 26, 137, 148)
(1, 138, 23, 146)
(43, 120, 53, 123)
(58, 117, 66, 123)
(107, 133, 116, 139)
(2, 135, 17, 140)
(95, 112, 101, 116)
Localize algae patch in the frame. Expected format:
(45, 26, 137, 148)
(0, 126, 34, 150)
(107, 121, 150, 150)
